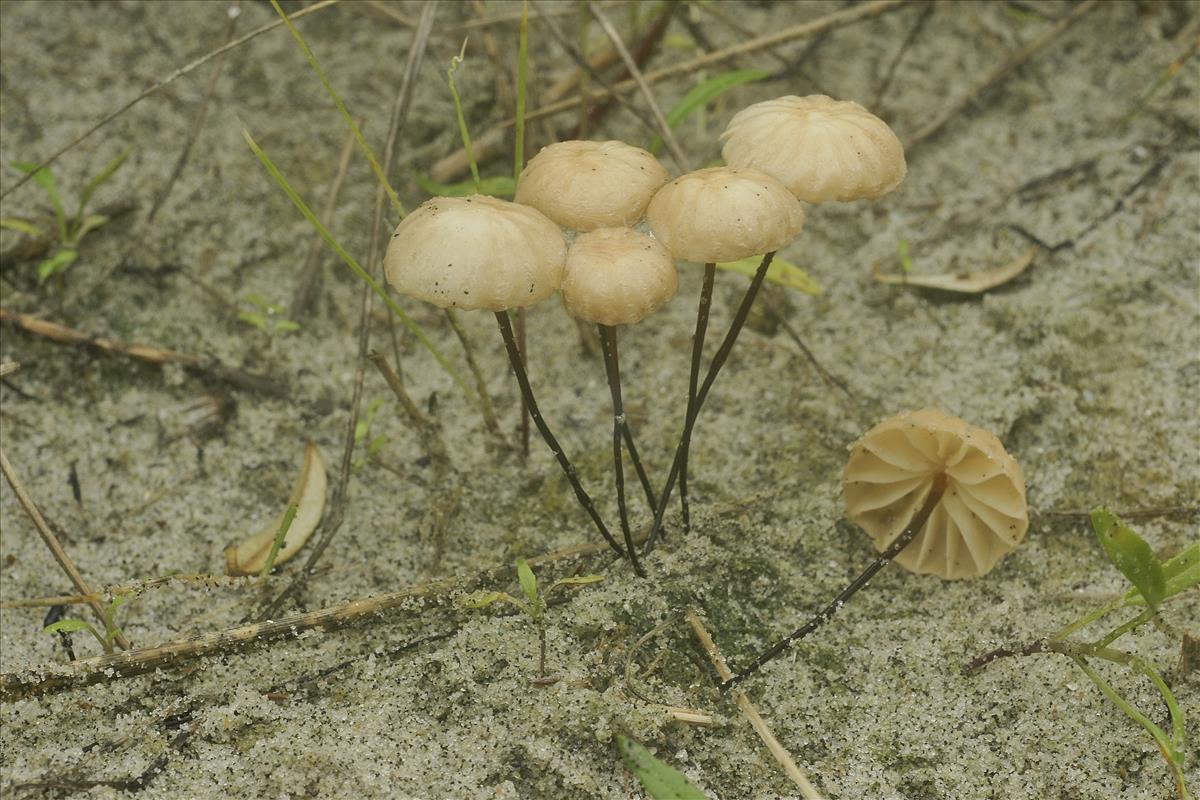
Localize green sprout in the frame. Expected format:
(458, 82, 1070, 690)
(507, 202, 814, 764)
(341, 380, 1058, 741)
(617, 735, 706, 800)
(972, 509, 1197, 799)
(352, 397, 389, 470)
(461, 558, 603, 678)
(238, 293, 302, 336)
(43, 594, 129, 655)
(1, 145, 131, 284)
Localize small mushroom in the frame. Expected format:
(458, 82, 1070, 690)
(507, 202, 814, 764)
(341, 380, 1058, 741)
(384, 195, 565, 311)
(560, 227, 678, 327)
(719, 94, 906, 203)
(843, 408, 1029, 580)
(560, 228, 679, 574)
(384, 195, 628, 563)
(645, 166, 804, 263)
(515, 140, 670, 231)
(642, 167, 804, 549)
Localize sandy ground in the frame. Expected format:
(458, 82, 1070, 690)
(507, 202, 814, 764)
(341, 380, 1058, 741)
(1, 1, 1197, 798)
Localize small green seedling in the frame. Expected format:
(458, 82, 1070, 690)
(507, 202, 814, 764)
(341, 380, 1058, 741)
(617, 735, 706, 800)
(352, 397, 389, 470)
(974, 508, 1196, 799)
(1, 146, 131, 284)
(897, 238, 913, 273)
(43, 594, 129, 655)
(238, 293, 302, 336)
(461, 558, 603, 678)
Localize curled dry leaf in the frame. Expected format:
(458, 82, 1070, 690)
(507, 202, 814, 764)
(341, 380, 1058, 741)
(874, 246, 1038, 294)
(225, 442, 327, 576)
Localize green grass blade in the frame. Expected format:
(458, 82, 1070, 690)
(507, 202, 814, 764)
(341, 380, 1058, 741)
(242, 125, 477, 405)
(514, 0, 529, 186)
(269, 0, 404, 217)
(716, 254, 821, 295)
(448, 40, 482, 193)
(260, 502, 298, 578)
(617, 736, 706, 800)
(413, 171, 514, 198)
(1124, 541, 1198, 606)
(647, 68, 770, 155)
(76, 145, 131, 225)
(13, 160, 67, 242)
(0, 218, 43, 237)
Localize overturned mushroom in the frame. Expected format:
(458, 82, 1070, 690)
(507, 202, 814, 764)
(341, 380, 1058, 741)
(722, 410, 1028, 688)
(843, 408, 1028, 580)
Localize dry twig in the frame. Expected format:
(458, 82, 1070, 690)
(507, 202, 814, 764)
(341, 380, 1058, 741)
(1, 535, 621, 700)
(685, 610, 824, 800)
(0, 307, 284, 396)
(0, 448, 132, 651)
(905, 0, 1101, 153)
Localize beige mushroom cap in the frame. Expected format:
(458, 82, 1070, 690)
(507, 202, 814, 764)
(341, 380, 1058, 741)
(720, 95, 906, 203)
(384, 195, 566, 311)
(561, 228, 678, 327)
(515, 140, 670, 231)
(843, 408, 1028, 580)
(645, 167, 804, 263)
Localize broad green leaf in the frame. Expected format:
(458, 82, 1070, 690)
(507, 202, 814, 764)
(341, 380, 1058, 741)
(0, 218, 44, 237)
(14, 160, 67, 241)
(1124, 541, 1198, 606)
(44, 619, 96, 635)
(898, 238, 913, 273)
(1092, 507, 1165, 610)
(273, 320, 301, 334)
(413, 171, 515, 198)
(617, 735, 706, 800)
(516, 558, 539, 610)
(36, 249, 77, 283)
(76, 145, 131, 219)
(648, 68, 770, 155)
(715, 255, 821, 295)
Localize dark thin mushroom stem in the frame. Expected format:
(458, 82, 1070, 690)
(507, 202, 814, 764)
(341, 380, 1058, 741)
(621, 423, 656, 512)
(720, 472, 948, 690)
(599, 325, 644, 577)
(645, 252, 776, 555)
(678, 262, 716, 534)
(494, 311, 626, 559)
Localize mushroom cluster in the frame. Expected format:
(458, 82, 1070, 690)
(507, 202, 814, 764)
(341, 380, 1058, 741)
(381, 93, 1011, 601)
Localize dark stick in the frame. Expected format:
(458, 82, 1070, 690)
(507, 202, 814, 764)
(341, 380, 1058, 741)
(494, 311, 625, 559)
(644, 253, 775, 555)
(720, 473, 948, 690)
(679, 262, 716, 535)
(600, 325, 644, 577)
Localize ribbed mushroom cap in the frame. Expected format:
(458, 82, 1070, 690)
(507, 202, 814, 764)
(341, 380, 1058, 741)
(561, 228, 678, 327)
(645, 167, 804, 263)
(843, 408, 1028, 580)
(515, 140, 670, 231)
(720, 95, 906, 203)
(384, 195, 566, 311)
